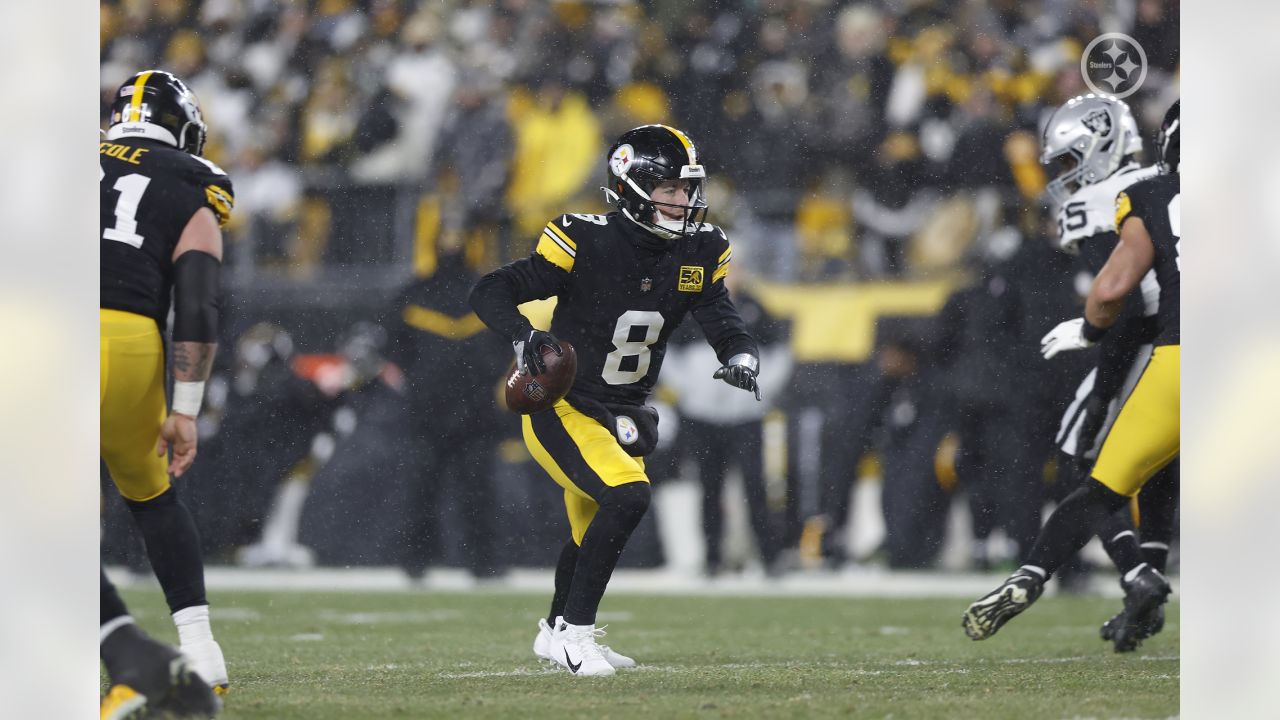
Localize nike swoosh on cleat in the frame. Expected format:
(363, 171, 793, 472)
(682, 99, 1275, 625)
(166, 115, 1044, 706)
(564, 649, 581, 673)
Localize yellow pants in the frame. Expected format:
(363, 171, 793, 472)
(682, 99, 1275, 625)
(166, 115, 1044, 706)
(522, 399, 648, 545)
(100, 309, 170, 501)
(1093, 345, 1180, 496)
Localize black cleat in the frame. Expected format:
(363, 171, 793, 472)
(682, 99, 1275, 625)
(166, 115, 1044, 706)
(1100, 605, 1165, 647)
(101, 623, 220, 719)
(963, 571, 1045, 640)
(1111, 566, 1172, 652)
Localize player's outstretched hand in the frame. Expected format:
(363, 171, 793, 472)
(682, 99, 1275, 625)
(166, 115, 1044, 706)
(1040, 318, 1095, 359)
(713, 355, 761, 401)
(157, 413, 199, 477)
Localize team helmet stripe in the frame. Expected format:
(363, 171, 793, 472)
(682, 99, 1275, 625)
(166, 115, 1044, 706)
(129, 71, 154, 123)
(659, 124, 697, 165)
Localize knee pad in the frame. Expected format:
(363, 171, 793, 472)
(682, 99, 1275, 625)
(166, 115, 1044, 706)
(600, 482, 651, 524)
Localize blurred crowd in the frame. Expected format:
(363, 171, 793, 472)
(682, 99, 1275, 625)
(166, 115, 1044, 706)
(100, 0, 1179, 581)
(100, 0, 1179, 280)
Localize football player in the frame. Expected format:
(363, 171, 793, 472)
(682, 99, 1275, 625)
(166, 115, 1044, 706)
(963, 101, 1181, 650)
(101, 71, 233, 691)
(470, 125, 760, 676)
(1041, 94, 1180, 647)
(100, 567, 220, 719)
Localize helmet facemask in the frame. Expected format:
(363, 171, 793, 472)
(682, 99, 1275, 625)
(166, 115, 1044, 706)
(612, 170, 707, 242)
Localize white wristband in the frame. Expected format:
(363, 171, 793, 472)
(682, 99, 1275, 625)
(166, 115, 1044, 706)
(172, 381, 205, 417)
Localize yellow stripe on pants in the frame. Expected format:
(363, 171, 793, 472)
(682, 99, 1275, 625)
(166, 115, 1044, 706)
(1092, 345, 1180, 496)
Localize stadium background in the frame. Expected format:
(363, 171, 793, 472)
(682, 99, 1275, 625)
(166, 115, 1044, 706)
(98, 1, 1179, 581)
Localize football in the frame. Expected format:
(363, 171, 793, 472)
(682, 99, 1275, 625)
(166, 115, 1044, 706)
(504, 339, 576, 414)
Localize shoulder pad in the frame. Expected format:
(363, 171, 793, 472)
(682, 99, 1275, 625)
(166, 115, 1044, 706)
(1057, 165, 1158, 253)
(536, 215, 595, 273)
(700, 224, 732, 283)
(180, 155, 235, 227)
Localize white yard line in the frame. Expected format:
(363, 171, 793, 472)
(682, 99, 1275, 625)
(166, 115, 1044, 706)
(106, 565, 1179, 599)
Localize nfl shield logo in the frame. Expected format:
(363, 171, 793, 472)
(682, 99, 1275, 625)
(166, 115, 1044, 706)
(640, 277, 652, 292)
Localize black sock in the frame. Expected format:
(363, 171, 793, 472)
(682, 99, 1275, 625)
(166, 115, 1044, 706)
(125, 487, 207, 612)
(1137, 463, 1178, 574)
(1141, 543, 1170, 573)
(101, 568, 129, 626)
(1025, 479, 1129, 577)
(1096, 509, 1144, 575)
(562, 483, 651, 626)
(548, 540, 579, 625)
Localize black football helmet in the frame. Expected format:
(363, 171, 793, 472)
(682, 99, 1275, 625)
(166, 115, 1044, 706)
(105, 70, 207, 156)
(604, 124, 708, 241)
(1157, 100, 1179, 174)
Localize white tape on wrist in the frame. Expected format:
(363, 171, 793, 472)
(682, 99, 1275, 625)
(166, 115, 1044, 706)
(172, 381, 205, 417)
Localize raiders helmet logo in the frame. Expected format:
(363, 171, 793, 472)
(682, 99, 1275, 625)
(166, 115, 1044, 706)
(1081, 108, 1113, 137)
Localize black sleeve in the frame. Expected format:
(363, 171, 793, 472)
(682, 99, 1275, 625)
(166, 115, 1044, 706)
(1077, 230, 1119, 276)
(1091, 288, 1146, 401)
(469, 254, 568, 341)
(690, 281, 758, 365)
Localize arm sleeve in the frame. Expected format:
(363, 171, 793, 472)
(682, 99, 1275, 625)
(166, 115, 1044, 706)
(1077, 231, 1119, 276)
(1091, 288, 1146, 401)
(469, 253, 568, 341)
(691, 280, 758, 365)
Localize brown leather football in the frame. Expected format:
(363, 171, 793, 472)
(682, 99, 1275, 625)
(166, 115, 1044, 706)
(503, 339, 576, 414)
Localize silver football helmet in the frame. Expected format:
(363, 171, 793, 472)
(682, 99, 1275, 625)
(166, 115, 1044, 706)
(1040, 94, 1142, 205)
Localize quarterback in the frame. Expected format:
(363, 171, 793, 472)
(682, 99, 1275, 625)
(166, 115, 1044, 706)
(471, 125, 760, 676)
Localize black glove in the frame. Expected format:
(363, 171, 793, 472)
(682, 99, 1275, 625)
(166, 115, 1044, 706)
(1076, 393, 1108, 467)
(713, 353, 761, 401)
(513, 329, 562, 376)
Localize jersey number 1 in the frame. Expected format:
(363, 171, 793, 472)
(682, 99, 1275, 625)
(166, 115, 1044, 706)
(101, 169, 151, 249)
(602, 310, 664, 385)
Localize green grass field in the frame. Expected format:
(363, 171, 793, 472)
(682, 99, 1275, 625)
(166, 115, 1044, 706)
(117, 587, 1178, 719)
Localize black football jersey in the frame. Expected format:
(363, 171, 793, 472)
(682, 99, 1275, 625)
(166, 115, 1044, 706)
(472, 212, 757, 407)
(100, 137, 234, 329)
(1115, 174, 1180, 346)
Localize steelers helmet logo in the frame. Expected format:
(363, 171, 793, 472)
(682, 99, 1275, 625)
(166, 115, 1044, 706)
(616, 415, 639, 445)
(610, 144, 634, 177)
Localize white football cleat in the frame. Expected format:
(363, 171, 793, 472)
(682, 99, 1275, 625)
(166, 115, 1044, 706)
(548, 619, 615, 676)
(535, 617, 636, 669)
(181, 638, 229, 694)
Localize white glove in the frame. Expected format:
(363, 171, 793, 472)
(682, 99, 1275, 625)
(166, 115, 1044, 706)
(1040, 318, 1095, 359)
